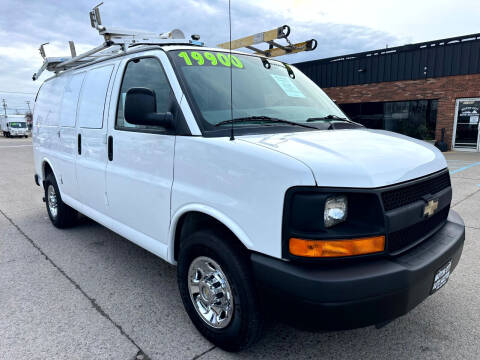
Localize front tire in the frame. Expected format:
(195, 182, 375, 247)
(177, 229, 263, 352)
(44, 173, 77, 228)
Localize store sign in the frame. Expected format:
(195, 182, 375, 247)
(458, 101, 480, 124)
(454, 99, 480, 150)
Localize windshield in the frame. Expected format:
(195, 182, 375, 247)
(9, 122, 26, 128)
(171, 50, 347, 132)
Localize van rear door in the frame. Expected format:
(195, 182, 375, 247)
(75, 64, 115, 215)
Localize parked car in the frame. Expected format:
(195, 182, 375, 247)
(32, 43, 465, 351)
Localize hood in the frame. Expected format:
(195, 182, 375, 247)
(239, 129, 447, 188)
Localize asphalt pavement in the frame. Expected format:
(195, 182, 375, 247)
(1, 135, 479, 360)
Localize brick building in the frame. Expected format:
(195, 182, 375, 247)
(295, 33, 480, 151)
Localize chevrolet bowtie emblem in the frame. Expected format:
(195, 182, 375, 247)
(423, 199, 439, 217)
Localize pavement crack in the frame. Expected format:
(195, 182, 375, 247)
(452, 187, 480, 207)
(0, 208, 150, 360)
(132, 350, 151, 360)
(192, 346, 216, 359)
(466, 225, 480, 231)
(0, 258, 19, 266)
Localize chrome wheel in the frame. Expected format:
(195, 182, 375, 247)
(188, 256, 234, 329)
(47, 184, 58, 218)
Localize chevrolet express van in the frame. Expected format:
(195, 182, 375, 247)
(33, 44, 465, 351)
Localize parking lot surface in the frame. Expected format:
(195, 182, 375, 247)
(1, 135, 479, 360)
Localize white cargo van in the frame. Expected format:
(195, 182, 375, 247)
(32, 13, 464, 351)
(1, 115, 29, 138)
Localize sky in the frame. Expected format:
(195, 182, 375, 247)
(1, 0, 479, 115)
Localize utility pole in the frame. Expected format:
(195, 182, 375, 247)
(26, 101, 31, 112)
(2, 99, 7, 117)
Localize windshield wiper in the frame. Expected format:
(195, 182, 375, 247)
(306, 114, 348, 122)
(215, 116, 317, 129)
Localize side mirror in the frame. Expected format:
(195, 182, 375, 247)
(124, 87, 173, 128)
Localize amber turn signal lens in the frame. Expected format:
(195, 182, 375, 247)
(289, 236, 385, 258)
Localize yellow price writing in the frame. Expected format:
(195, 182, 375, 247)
(178, 51, 244, 68)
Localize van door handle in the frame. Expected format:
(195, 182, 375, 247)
(108, 135, 113, 161)
(77, 134, 81, 155)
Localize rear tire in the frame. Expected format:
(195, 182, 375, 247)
(44, 173, 77, 228)
(177, 229, 264, 352)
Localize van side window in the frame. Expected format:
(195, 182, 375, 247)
(59, 73, 85, 127)
(34, 81, 53, 127)
(116, 57, 173, 131)
(35, 78, 65, 127)
(78, 65, 114, 129)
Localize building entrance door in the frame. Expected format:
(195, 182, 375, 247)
(453, 98, 480, 151)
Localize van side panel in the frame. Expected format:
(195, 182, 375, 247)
(57, 72, 86, 199)
(33, 54, 173, 263)
(33, 76, 66, 185)
(170, 137, 316, 262)
(75, 64, 115, 214)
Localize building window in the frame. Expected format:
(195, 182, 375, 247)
(339, 100, 438, 140)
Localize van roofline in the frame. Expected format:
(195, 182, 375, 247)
(161, 45, 262, 56)
(39, 44, 274, 82)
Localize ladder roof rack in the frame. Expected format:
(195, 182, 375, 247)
(217, 25, 317, 58)
(33, 2, 204, 81)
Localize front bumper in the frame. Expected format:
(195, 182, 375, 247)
(251, 209, 465, 329)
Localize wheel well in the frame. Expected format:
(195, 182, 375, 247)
(42, 161, 53, 188)
(174, 211, 248, 261)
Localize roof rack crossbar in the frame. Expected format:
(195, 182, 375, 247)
(217, 25, 317, 58)
(69, 41, 77, 57)
(55, 42, 112, 69)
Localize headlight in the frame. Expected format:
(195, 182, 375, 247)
(284, 188, 385, 259)
(324, 195, 347, 228)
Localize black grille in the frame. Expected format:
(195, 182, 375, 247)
(381, 172, 451, 211)
(388, 207, 450, 253)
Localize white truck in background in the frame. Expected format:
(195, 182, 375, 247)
(1, 115, 29, 138)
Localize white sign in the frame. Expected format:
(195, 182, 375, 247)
(270, 74, 305, 98)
